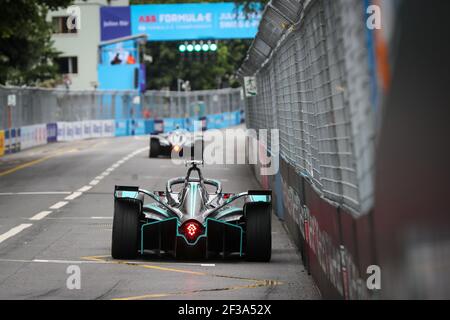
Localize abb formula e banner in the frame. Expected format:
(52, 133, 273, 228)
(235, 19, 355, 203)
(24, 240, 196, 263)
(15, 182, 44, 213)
(100, 3, 261, 42)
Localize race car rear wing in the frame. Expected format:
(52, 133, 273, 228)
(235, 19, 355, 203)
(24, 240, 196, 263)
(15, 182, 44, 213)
(114, 185, 182, 219)
(207, 190, 272, 216)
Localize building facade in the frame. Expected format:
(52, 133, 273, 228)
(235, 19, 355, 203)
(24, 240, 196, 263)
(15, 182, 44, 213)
(48, 0, 129, 90)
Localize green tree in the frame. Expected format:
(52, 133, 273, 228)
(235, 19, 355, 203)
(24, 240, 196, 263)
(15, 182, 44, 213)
(0, 0, 74, 86)
(145, 39, 251, 90)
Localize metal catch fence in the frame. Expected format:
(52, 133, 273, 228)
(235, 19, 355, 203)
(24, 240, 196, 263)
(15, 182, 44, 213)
(0, 86, 243, 131)
(239, 0, 375, 214)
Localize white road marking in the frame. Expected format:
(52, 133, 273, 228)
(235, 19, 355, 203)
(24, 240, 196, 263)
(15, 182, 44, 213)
(29, 211, 52, 221)
(201, 264, 216, 267)
(0, 258, 211, 267)
(65, 192, 82, 201)
(0, 224, 32, 244)
(0, 192, 71, 196)
(49, 201, 68, 210)
(32, 259, 105, 264)
(89, 180, 100, 186)
(0, 148, 152, 246)
(0, 258, 104, 264)
(78, 185, 92, 193)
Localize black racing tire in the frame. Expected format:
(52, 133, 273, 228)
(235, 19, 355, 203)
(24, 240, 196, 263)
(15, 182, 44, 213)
(111, 199, 141, 259)
(149, 138, 160, 158)
(245, 202, 272, 262)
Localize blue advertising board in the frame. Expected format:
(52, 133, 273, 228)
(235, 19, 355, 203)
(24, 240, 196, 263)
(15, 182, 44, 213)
(101, 6, 131, 41)
(100, 3, 261, 42)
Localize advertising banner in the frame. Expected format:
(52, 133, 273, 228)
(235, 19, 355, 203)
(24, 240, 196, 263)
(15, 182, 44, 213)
(153, 119, 164, 134)
(92, 121, 103, 138)
(73, 122, 83, 140)
(82, 121, 92, 139)
(115, 120, 129, 136)
(144, 119, 154, 134)
(47, 123, 57, 143)
(129, 119, 146, 136)
(100, 6, 131, 41)
(101, 3, 261, 42)
(131, 3, 260, 41)
(20, 124, 47, 150)
(162, 118, 184, 133)
(0, 130, 4, 156)
(103, 120, 115, 137)
(5, 128, 21, 153)
(65, 122, 74, 141)
(57, 122, 66, 142)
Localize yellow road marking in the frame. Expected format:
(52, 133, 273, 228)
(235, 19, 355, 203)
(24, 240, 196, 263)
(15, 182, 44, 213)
(0, 148, 77, 177)
(82, 255, 283, 300)
(113, 280, 282, 300)
(139, 264, 206, 275)
(82, 255, 206, 275)
(113, 293, 170, 300)
(82, 255, 110, 262)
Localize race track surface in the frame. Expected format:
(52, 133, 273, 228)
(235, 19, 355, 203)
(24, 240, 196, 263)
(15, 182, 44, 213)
(0, 134, 320, 300)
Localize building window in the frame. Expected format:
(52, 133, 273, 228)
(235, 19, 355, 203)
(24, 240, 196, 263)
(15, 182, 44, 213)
(55, 57, 78, 74)
(52, 16, 77, 34)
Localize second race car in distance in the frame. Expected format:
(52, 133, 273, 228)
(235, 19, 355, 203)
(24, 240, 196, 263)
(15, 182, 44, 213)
(149, 126, 203, 159)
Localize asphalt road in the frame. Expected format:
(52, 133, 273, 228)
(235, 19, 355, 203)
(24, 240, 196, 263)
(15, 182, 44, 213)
(0, 132, 320, 300)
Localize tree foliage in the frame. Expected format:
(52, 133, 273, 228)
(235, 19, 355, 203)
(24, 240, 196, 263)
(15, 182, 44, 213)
(0, 0, 74, 86)
(0, 0, 265, 88)
(145, 40, 251, 91)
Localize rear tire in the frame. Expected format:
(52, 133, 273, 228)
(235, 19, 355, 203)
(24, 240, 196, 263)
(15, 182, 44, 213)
(245, 202, 272, 262)
(111, 199, 141, 259)
(149, 138, 160, 158)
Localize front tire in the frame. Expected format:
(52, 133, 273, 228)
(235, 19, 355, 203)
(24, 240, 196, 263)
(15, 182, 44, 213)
(245, 202, 272, 262)
(111, 199, 141, 259)
(149, 138, 160, 158)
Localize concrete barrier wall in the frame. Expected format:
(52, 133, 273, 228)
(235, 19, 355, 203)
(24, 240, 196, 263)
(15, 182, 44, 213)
(250, 138, 374, 300)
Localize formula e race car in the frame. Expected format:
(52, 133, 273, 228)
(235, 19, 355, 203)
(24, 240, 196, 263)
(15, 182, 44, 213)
(111, 161, 272, 261)
(149, 127, 203, 158)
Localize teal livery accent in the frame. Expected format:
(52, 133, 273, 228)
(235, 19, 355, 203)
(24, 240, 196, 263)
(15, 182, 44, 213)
(115, 191, 139, 199)
(140, 217, 244, 256)
(249, 195, 270, 202)
(189, 183, 198, 218)
(143, 203, 170, 217)
(214, 206, 242, 220)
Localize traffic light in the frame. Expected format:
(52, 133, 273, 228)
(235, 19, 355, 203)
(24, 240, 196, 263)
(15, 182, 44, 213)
(178, 41, 218, 62)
